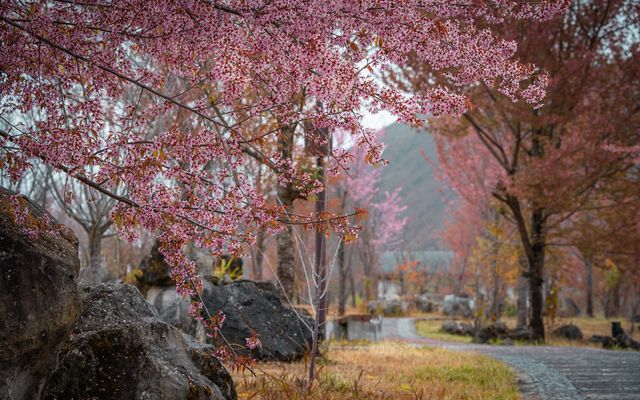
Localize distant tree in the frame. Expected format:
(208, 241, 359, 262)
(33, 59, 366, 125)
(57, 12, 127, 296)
(47, 169, 118, 281)
(398, 0, 640, 340)
(332, 132, 407, 304)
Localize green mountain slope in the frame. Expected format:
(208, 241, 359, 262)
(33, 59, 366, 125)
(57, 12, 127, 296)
(378, 123, 453, 249)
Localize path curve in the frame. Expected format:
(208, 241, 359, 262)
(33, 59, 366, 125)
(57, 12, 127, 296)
(379, 318, 640, 400)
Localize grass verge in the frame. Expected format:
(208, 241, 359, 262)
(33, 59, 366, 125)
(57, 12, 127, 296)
(415, 319, 473, 343)
(232, 342, 518, 400)
(416, 316, 640, 348)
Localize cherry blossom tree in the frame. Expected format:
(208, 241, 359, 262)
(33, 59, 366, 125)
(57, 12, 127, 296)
(1, 0, 566, 363)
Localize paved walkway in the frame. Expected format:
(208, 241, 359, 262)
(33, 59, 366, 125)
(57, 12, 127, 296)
(379, 318, 640, 400)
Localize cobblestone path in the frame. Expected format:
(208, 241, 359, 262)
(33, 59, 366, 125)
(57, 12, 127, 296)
(379, 318, 640, 400)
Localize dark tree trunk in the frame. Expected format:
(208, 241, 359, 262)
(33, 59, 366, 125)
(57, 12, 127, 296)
(516, 267, 529, 330)
(489, 233, 501, 321)
(490, 261, 501, 321)
(584, 254, 594, 318)
(508, 195, 546, 342)
(527, 208, 546, 341)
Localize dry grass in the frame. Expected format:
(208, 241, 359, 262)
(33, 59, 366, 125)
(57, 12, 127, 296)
(416, 316, 640, 348)
(232, 342, 519, 400)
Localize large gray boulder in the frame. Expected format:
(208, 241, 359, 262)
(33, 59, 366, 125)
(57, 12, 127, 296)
(147, 285, 199, 335)
(442, 294, 474, 318)
(41, 282, 236, 400)
(148, 279, 313, 361)
(416, 293, 440, 313)
(0, 189, 81, 400)
(201, 279, 313, 361)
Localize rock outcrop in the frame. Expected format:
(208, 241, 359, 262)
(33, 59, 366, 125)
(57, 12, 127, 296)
(442, 294, 474, 318)
(41, 283, 236, 400)
(441, 320, 474, 336)
(0, 189, 82, 400)
(553, 324, 583, 340)
(0, 189, 236, 400)
(149, 279, 314, 361)
(473, 322, 510, 344)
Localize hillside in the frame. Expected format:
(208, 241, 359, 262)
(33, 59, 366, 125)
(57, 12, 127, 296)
(378, 123, 453, 250)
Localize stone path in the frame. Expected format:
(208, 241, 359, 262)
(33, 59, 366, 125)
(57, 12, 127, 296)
(379, 318, 640, 400)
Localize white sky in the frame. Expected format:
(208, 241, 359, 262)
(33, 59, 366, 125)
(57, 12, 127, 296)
(361, 109, 397, 130)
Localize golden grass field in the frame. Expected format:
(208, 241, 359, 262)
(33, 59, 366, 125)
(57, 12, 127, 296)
(232, 342, 519, 400)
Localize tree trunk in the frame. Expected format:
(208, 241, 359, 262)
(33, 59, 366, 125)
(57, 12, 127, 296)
(88, 230, 103, 272)
(276, 125, 296, 302)
(276, 194, 295, 302)
(508, 195, 546, 341)
(349, 260, 357, 308)
(454, 259, 467, 296)
(80, 229, 106, 282)
(516, 270, 529, 329)
(584, 254, 594, 318)
(337, 240, 347, 316)
(527, 208, 546, 341)
(490, 259, 501, 321)
(254, 230, 265, 281)
(252, 165, 265, 281)
(605, 281, 621, 318)
(314, 154, 328, 342)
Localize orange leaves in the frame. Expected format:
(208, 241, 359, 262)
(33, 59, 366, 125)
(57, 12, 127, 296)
(152, 147, 167, 161)
(354, 207, 368, 223)
(343, 231, 357, 243)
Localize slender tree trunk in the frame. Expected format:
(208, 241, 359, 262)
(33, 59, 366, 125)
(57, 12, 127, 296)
(516, 269, 529, 329)
(307, 125, 329, 390)
(254, 230, 265, 281)
(314, 155, 328, 342)
(337, 240, 347, 316)
(253, 165, 265, 281)
(454, 259, 467, 296)
(490, 259, 501, 321)
(605, 281, 621, 318)
(349, 260, 357, 308)
(489, 232, 502, 321)
(276, 126, 296, 302)
(584, 254, 594, 318)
